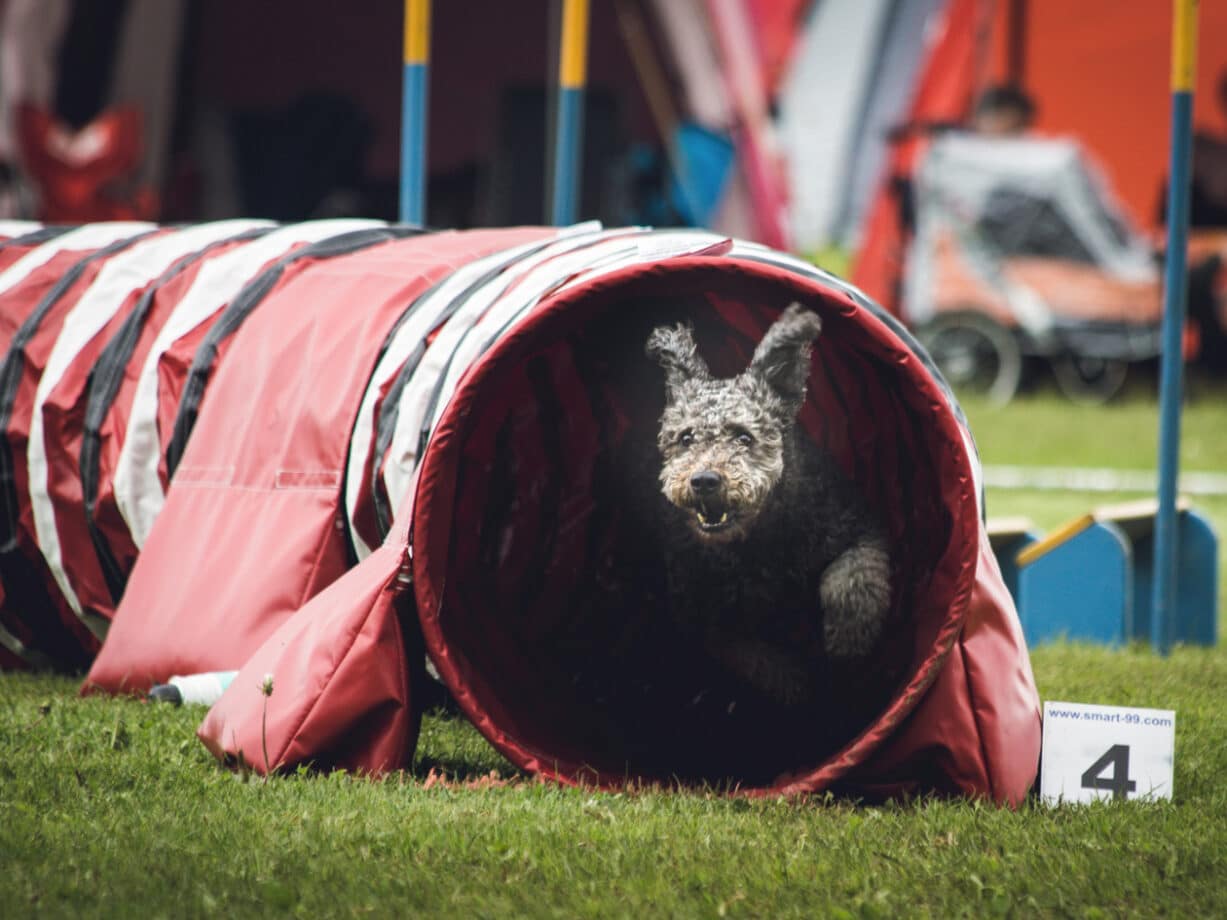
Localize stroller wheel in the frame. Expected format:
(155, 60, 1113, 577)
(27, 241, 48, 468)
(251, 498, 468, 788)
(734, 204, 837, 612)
(916, 311, 1022, 406)
(1051, 354, 1128, 405)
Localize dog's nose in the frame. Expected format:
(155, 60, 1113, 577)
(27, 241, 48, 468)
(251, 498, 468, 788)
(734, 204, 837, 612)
(690, 470, 723, 495)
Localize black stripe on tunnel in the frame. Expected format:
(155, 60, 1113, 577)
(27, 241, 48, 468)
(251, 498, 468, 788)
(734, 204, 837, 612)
(165, 226, 427, 478)
(0, 226, 73, 251)
(80, 225, 277, 603)
(367, 235, 566, 537)
(0, 230, 159, 666)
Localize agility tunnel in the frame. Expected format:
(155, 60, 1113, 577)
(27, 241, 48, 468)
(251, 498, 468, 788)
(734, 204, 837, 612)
(0, 222, 1039, 801)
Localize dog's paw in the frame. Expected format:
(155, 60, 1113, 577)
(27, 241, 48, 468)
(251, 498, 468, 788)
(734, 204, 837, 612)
(820, 539, 892, 658)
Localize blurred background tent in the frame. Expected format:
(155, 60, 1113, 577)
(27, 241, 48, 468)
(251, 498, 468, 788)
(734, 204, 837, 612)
(837, 0, 1227, 396)
(847, 0, 1227, 296)
(0, 0, 804, 243)
(781, 0, 1227, 256)
(2, 0, 1223, 238)
(0, 0, 1223, 370)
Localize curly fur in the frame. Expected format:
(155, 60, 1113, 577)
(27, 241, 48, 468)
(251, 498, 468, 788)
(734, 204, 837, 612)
(645, 303, 892, 706)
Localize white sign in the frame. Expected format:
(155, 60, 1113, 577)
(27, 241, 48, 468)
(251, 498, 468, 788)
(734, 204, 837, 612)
(1041, 701, 1175, 805)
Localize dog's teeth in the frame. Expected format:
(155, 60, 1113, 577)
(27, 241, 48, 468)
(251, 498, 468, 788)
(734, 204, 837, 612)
(697, 512, 709, 525)
(718, 512, 728, 525)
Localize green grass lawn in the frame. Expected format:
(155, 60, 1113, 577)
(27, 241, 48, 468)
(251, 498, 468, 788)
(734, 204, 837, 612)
(963, 385, 1227, 612)
(2, 388, 1225, 917)
(4, 648, 1227, 919)
(962, 381, 1227, 474)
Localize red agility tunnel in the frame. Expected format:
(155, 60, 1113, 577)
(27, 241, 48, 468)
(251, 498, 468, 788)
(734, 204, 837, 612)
(0, 221, 1041, 800)
(86, 226, 557, 691)
(31, 223, 277, 640)
(0, 225, 57, 273)
(41, 221, 386, 636)
(65, 223, 278, 625)
(195, 229, 1041, 802)
(90, 220, 385, 611)
(5, 220, 392, 669)
(0, 222, 160, 668)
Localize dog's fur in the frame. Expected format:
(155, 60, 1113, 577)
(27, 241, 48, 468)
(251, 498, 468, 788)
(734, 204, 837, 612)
(645, 303, 891, 706)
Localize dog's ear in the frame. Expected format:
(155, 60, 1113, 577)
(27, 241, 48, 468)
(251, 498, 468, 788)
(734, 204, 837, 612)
(645, 322, 710, 394)
(748, 303, 822, 411)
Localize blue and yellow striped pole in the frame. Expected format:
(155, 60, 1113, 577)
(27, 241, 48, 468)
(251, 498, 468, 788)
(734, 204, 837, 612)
(1152, 0, 1199, 654)
(549, 0, 590, 225)
(399, 0, 431, 225)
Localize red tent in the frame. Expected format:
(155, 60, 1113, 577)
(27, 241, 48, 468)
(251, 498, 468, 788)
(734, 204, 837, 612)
(981, 0, 1227, 234)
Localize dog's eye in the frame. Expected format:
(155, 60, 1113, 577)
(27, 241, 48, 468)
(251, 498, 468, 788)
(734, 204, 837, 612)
(734, 432, 754, 447)
(679, 430, 695, 447)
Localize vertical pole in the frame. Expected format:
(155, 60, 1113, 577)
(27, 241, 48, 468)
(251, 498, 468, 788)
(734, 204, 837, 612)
(550, 0, 589, 226)
(1152, 0, 1198, 655)
(399, 0, 431, 225)
(1006, 0, 1028, 87)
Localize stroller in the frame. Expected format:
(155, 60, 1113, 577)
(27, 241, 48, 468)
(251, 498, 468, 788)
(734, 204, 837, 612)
(903, 134, 1218, 403)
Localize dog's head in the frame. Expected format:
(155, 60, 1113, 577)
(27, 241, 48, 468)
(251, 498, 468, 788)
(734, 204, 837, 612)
(645, 303, 822, 543)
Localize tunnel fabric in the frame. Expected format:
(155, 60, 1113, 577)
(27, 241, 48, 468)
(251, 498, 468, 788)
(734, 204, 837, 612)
(0, 222, 1037, 800)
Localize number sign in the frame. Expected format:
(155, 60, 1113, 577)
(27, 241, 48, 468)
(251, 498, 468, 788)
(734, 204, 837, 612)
(1041, 701, 1175, 805)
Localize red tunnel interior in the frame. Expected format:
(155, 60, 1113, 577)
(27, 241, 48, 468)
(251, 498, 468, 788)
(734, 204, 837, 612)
(413, 259, 979, 790)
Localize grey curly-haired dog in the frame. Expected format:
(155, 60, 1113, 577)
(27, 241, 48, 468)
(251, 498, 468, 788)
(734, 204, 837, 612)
(645, 303, 892, 707)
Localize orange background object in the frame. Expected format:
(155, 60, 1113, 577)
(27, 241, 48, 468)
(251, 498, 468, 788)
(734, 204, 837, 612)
(983, 0, 1227, 232)
(853, 0, 1227, 312)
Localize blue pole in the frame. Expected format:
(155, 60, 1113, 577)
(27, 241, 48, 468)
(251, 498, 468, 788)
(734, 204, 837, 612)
(1152, 0, 1198, 655)
(399, 0, 430, 225)
(551, 87, 584, 225)
(550, 0, 589, 226)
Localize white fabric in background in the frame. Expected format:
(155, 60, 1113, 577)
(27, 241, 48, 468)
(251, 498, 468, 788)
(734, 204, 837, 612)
(109, 0, 187, 192)
(0, 0, 70, 161)
(779, 0, 892, 252)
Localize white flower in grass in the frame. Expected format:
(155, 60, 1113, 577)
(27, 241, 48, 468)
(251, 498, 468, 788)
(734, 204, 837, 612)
(259, 673, 275, 697)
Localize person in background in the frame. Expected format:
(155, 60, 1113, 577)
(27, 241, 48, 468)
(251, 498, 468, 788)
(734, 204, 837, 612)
(1159, 72, 1227, 373)
(1186, 73, 1227, 228)
(970, 84, 1037, 138)
(886, 84, 1037, 237)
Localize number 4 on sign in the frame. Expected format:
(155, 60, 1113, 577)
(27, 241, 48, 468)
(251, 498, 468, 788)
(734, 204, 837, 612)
(1080, 745, 1137, 801)
(1040, 701, 1175, 805)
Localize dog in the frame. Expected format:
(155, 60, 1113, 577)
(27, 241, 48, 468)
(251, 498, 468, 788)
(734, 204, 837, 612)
(645, 303, 892, 707)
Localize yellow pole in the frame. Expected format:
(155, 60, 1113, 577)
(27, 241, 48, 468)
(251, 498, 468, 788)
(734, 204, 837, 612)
(550, 0, 590, 224)
(399, 0, 432, 224)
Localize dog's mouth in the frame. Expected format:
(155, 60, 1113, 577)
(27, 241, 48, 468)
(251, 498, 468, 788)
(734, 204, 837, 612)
(693, 498, 735, 533)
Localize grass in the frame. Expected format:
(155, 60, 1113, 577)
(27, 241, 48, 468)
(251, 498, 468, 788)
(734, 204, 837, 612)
(961, 380, 1227, 475)
(3, 649, 1227, 919)
(962, 383, 1227, 612)
(2, 386, 1226, 917)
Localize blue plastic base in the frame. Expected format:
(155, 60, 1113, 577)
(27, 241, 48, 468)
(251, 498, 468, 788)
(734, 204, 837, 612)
(1018, 508, 1218, 648)
(1131, 509, 1218, 645)
(1019, 522, 1132, 647)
